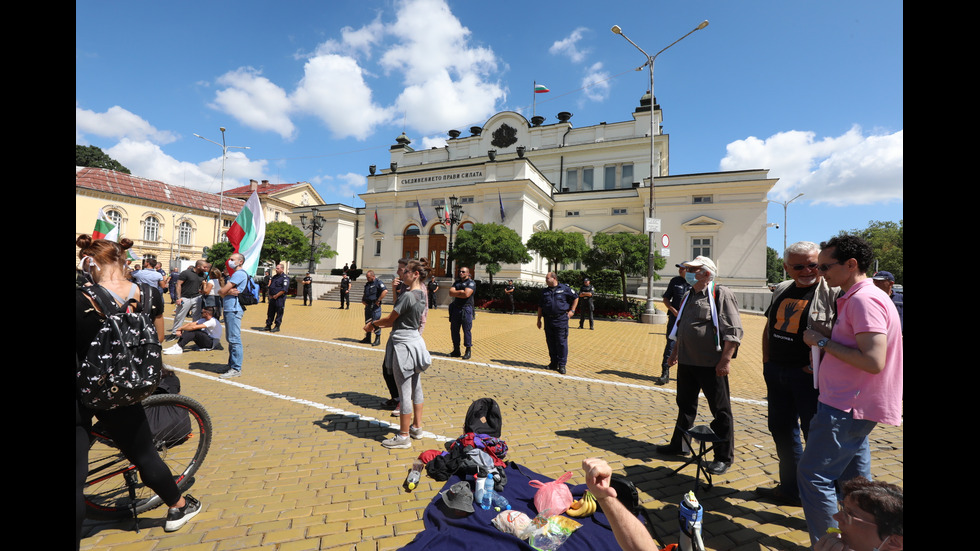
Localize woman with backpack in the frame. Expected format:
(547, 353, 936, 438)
(366, 258, 432, 449)
(75, 235, 202, 548)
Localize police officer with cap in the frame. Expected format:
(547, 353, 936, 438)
(537, 271, 579, 374)
(578, 277, 595, 330)
(361, 270, 387, 345)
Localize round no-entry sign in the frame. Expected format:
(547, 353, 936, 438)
(661, 234, 670, 248)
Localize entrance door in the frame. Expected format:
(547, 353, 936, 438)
(428, 229, 447, 277)
(403, 224, 421, 261)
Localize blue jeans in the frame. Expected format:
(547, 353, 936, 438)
(224, 309, 243, 372)
(797, 402, 875, 545)
(764, 362, 819, 497)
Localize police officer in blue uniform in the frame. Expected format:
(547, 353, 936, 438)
(537, 272, 579, 375)
(264, 263, 289, 332)
(577, 277, 595, 330)
(448, 266, 476, 359)
(657, 263, 691, 384)
(361, 270, 388, 345)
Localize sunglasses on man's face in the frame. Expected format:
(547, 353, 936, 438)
(789, 263, 818, 271)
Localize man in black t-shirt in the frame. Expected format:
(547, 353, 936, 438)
(577, 278, 595, 330)
(302, 272, 314, 306)
(755, 242, 839, 506)
(170, 260, 209, 338)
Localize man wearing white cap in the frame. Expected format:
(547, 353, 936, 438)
(656, 255, 743, 475)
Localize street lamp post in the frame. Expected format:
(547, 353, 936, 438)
(435, 196, 464, 277)
(773, 193, 804, 278)
(300, 207, 327, 274)
(611, 20, 709, 324)
(194, 127, 249, 244)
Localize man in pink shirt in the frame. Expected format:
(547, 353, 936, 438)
(799, 235, 903, 545)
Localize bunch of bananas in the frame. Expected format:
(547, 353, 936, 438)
(565, 490, 597, 517)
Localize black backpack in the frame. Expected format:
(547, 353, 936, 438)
(77, 284, 163, 410)
(463, 398, 502, 438)
(238, 275, 260, 307)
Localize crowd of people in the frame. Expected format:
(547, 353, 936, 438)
(77, 233, 902, 550)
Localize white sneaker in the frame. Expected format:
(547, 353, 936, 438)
(219, 369, 241, 379)
(382, 434, 412, 449)
(409, 426, 424, 440)
(163, 344, 183, 355)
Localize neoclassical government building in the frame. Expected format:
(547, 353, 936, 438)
(349, 93, 776, 288)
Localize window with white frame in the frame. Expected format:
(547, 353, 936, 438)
(604, 166, 617, 190)
(143, 216, 160, 242)
(460, 196, 475, 204)
(620, 164, 634, 188)
(692, 237, 711, 259)
(178, 221, 193, 246)
(693, 195, 713, 204)
(375, 240, 382, 256)
(105, 209, 123, 229)
(612, 208, 628, 215)
(564, 169, 578, 192)
(566, 210, 580, 217)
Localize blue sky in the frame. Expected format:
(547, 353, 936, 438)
(76, 0, 903, 251)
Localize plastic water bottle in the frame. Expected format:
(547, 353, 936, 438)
(473, 469, 488, 504)
(480, 473, 495, 510)
(491, 490, 512, 510)
(405, 459, 424, 490)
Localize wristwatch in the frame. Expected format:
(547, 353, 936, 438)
(817, 338, 830, 349)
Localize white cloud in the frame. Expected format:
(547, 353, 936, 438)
(210, 67, 296, 139)
(580, 62, 610, 103)
(76, 104, 178, 145)
(720, 126, 903, 206)
(106, 138, 267, 194)
(312, 172, 367, 200)
(550, 28, 590, 63)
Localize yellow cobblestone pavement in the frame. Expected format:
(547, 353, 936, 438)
(81, 296, 903, 551)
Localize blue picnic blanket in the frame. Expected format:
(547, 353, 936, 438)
(400, 462, 640, 550)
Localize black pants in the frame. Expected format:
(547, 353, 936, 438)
(178, 330, 215, 349)
(668, 363, 735, 463)
(266, 300, 285, 328)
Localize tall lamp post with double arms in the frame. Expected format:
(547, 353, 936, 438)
(300, 207, 326, 274)
(611, 20, 709, 324)
(435, 196, 464, 277)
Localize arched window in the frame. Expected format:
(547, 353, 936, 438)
(460, 221, 474, 232)
(178, 220, 193, 246)
(143, 216, 160, 242)
(405, 224, 421, 236)
(105, 209, 123, 227)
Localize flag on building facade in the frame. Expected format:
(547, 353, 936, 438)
(498, 191, 506, 222)
(374, 209, 380, 229)
(226, 190, 266, 276)
(416, 199, 428, 226)
(92, 209, 119, 242)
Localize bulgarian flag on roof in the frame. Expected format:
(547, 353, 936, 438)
(93, 209, 119, 241)
(226, 190, 266, 276)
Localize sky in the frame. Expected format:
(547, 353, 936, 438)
(76, 0, 903, 252)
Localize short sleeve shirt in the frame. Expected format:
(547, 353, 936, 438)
(222, 269, 248, 313)
(451, 279, 476, 308)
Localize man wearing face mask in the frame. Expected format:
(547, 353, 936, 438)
(657, 256, 742, 476)
(169, 260, 210, 339)
(755, 242, 839, 507)
(219, 253, 248, 378)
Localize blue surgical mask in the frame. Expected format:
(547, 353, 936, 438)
(685, 271, 698, 285)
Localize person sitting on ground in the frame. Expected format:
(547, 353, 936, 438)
(814, 477, 903, 551)
(163, 306, 222, 355)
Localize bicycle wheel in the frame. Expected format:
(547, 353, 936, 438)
(85, 393, 213, 520)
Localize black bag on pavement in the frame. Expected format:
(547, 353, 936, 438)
(77, 283, 163, 410)
(464, 397, 502, 437)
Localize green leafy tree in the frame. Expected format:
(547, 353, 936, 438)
(584, 232, 662, 308)
(841, 219, 903, 283)
(450, 223, 531, 285)
(766, 246, 786, 284)
(76, 144, 131, 174)
(204, 242, 235, 269)
(261, 221, 338, 267)
(525, 230, 589, 273)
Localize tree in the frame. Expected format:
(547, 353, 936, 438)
(766, 246, 785, 284)
(76, 144, 131, 174)
(841, 219, 903, 283)
(205, 242, 235, 269)
(584, 232, 662, 308)
(450, 223, 531, 285)
(526, 230, 589, 273)
(261, 221, 338, 267)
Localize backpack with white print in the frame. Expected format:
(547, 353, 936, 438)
(77, 283, 163, 410)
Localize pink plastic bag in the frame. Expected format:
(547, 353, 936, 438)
(528, 471, 574, 515)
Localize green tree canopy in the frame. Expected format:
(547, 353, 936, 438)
(261, 221, 338, 267)
(766, 246, 785, 284)
(841, 219, 903, 283)
(526, 230, 589, 273)
(584, 232, 662, 307)
(204, 242, 235, 270)
(450, 222, 531, 284)
(76, 144, 131, 174)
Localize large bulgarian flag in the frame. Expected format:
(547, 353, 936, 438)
(226, 190, 266, 276)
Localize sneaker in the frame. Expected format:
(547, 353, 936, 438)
(391, 404, 401, 417)
(163, 344, 183, 355)
(164, 494, 202, 532)
(409, 426, 424, 439)
(382, 434, 412, 449)
(219, 368, 241, 379)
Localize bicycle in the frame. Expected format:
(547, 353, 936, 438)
(84, 393, 212, 527)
